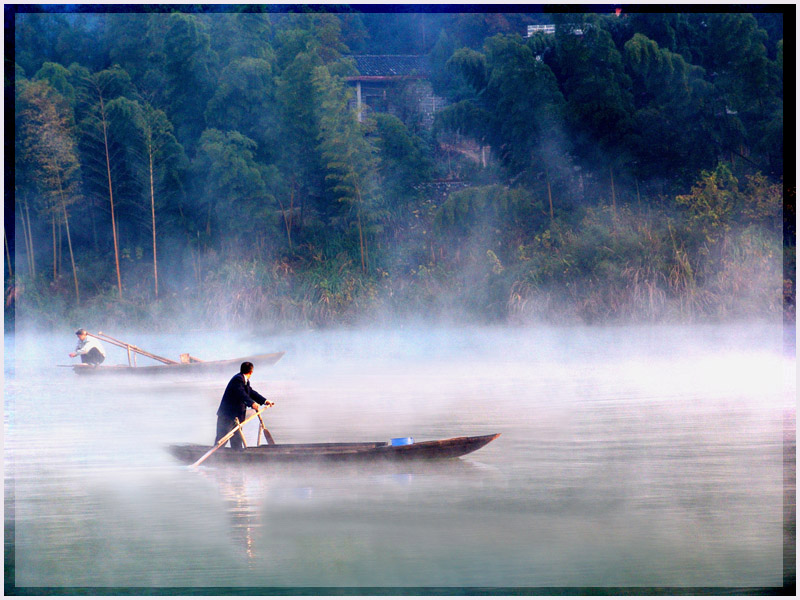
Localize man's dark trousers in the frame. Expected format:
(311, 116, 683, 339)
(215, 415, 245, 451)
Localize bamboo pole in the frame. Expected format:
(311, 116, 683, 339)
(91, 331, 179, 365)
(191, 404, 272, 467)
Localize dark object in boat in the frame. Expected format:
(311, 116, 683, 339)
(168, 434, 500, 465)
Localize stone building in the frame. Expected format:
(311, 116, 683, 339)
(345, 55, 446, 128)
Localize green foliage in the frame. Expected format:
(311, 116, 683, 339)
(374, 114, 433, 202)
(552, 14, 634, 161)
(205, 57, 277, 155)
(191, 129, 277, 244)
(675, 162, 780, 251)
(437, 34, 567, 180)
(33, 62, 76, 105)
(312, 64, 383, 272)
(11, 11, 788, 328)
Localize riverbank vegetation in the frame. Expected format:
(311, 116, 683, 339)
(8, 8, 791, 331)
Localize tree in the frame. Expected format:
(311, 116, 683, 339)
(163, 13, 217, 153)
(206, 12, 275, 64)
(435, 35, 567, 183)
(313, 65, 382, 273)
(374, 113, 433, 203)
(191, 129, 277, 252)
(74, 66, 135, 300)
(623, 33, 716, 181)
(17, 79, 82, 301)
(273, 35, 328, 241)
(106, 97, 185, 298)
(204, 57, 278, 159)
(551, 14, 634, 165)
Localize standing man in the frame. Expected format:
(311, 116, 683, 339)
(216, 361, 274, 450)
(69, 329, 106, 366)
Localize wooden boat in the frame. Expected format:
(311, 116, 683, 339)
(64, 351, 285, 376)
(168, 434, 500, 465)
(60, 331, 284, 376)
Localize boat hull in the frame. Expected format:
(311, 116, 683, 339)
(68, 351, 284, 376)
(168, 434, 500, 465)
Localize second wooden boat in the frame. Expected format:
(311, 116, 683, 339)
(66, 351, 285, 376)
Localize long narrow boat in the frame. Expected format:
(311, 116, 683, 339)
(168, 434, 500, 465)
(63, 351, 285, 376)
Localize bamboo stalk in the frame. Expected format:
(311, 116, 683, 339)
(4, 228, 12, 278)
(24, 202, 35, 277)
(148, 146, 158, 299)
(55, 167, 79, 304)
(52, 213, 57, 282)
(99, 93, 123, 300)
(61, 201, 79, 303)
(19, 203, 31, 277)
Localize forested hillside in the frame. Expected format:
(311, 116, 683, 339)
(7, 8, 791, 330)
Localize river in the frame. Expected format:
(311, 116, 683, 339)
(4, 322, 794, 592)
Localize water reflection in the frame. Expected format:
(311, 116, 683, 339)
(192, 457, 505, 563)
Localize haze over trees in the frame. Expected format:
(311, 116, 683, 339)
(8, 8, 790, 330)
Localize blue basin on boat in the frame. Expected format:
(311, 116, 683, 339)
(390, 437, 414, 446)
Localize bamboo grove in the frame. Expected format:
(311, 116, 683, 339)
(8, 9, 790, 329)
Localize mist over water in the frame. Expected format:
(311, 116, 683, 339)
(4, 322, 793, 589)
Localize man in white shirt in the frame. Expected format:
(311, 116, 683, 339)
(69, 329, 106, 366)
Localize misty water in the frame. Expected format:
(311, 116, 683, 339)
(4, 322, 793, 590)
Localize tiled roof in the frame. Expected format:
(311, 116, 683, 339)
(350, 55, 430, 78)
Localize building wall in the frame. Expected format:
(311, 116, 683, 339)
(349, 79, 446, 129)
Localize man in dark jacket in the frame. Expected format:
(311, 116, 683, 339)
(215, 361, 274, 450)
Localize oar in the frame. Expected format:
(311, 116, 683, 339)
(256, 410, 275, 445)
(191, 404, 272, 467)
(234, 418, 248, 448)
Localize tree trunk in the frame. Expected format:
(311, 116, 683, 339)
(277, 179, 294, 251)
(635, 178, 642, 209)
(545, 167, 554, 223)
(4, 228, 12, 278)
(352, 173, 368, 274)
(100, 94, 123, 300)
(55, 167, 80, 303)
(57, 217, 62, 277)
(148, 147, 159, 298)
(18, 207, 28, 277)
(610, 166, 618, 232)
(61, 201, 79, 303)
(52, 213, 57, 283)
(24, 202, 36, 277)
